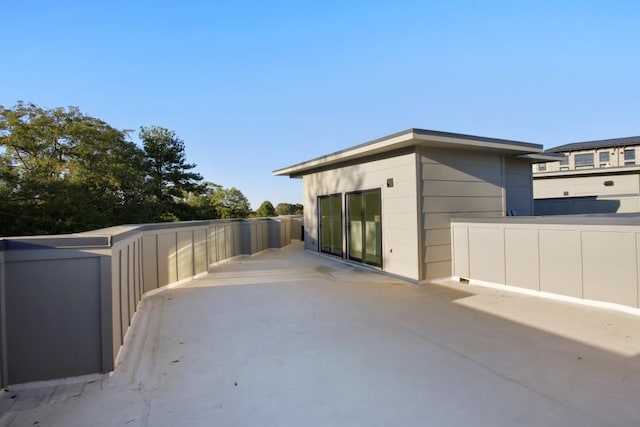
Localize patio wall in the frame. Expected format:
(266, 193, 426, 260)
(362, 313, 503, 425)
(0, 217, 301, 387)
(451, 216, 640, 309)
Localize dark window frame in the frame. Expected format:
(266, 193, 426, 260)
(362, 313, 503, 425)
(574, 153, 594, 169)
(318, 193, 343, 257)
(346, 188, 383, 268)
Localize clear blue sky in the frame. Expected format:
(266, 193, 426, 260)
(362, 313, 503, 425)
(2, 1, 639, 208)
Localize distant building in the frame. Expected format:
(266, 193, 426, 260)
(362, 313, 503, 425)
(534, 136, 640, 173)
(533, 136, 640, 214)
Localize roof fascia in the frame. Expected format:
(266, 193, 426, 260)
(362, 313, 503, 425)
(274, 129, 544, 177)
(273, 130, 415, 177)
(517, 153, 565, 163)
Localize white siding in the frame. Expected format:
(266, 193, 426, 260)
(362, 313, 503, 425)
(303, 153, 420, 280)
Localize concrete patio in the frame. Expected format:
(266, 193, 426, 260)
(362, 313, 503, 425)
(1, 241, 639, 426)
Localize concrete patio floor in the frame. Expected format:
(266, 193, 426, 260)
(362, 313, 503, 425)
(1, 241, 640, 426)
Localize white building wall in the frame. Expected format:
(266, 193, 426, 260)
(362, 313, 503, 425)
(303, 152, 420, 280)
(534, 173, 640, 199)
(451, 217, 640, 309)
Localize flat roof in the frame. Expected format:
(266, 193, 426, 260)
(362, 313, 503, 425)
(273, 128, 544, 177)
(5, 243, 640, 425)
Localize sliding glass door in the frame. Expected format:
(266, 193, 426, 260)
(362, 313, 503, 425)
(319, 194, 342, 256)
(347, 189, 382, 267)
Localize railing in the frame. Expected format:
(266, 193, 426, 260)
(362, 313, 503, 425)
(0, 217, 302, 387)
(451, 215, 640, 311)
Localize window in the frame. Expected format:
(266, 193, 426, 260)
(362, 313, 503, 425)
(537, 163, 547, 172)
(574, 153, 594, 169)
(624, 149, 635, 166)
(560, 155, 569, 166)
(599, 151, 610, 163)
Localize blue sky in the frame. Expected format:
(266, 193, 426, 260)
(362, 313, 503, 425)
(2, 1, 639, 207)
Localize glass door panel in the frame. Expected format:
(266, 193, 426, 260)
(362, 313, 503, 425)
(320, 197, 332, 253)
(364, 191, 382, 266)
(348, 194, 363, 260)
(330, 195, 342, 255)
(319, 194, 342, 256)
(347, 190, 382, 267)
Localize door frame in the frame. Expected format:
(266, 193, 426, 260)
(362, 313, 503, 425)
(317, 193, 343, 257)
(346, 188, 383, 268)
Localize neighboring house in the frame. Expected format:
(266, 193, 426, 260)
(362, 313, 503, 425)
(533, 136, 640, 214)
(274, 129, 554, 282)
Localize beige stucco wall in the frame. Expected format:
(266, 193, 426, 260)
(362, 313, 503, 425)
(534, 173, 640, 199)
(418, 148, 506, 280)
(451, 217, 640, 309)
(534, 171, 640, 215)
(303, 152, 420, 280)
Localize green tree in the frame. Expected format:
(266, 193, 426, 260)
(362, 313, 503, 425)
(185, 181, 220, 219)
(255, 200, 276, 217)
(0, 102, 146, 236)
(211, 186, 251, 218)
(275, 202, 303, 216)
(139, 126, 203, 221)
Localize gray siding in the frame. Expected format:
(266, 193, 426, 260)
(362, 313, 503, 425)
(419, 148, 504, 280)
(303, 153, 420, 280)
(0, 217, 301, 387)
(7, 255, 104, 383)
(505, 157, 534, 215)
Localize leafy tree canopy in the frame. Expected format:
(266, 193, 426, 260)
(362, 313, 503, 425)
(255, 200, 276, 217)
(140, 126, 203, 221)
(0, 102, 259, 235)
(211, 186, 251, 219)
(0, 101, 146, 235)
(184, 181, 221, 219)
(275, 202, 303, 216)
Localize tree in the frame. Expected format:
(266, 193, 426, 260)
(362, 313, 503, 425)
(275, 202, 303, 216)
(211, 186, 251, 218)
(185, 181, 220, 219)
(0, 101, 146, 236)
(255, 200, 276, 217)
(139, 126, 203, 221)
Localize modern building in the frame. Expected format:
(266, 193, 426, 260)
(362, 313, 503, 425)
(533, 136, 640, 214)
(534, 136, 640, 173)
(274, 129, 555, 282)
